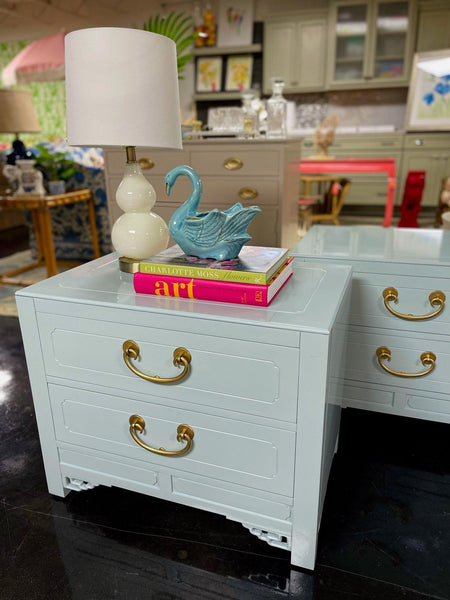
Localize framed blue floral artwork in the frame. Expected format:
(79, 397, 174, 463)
(405, 49, 450, 131)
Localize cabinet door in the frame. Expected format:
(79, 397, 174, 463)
(416, 8, 450, 52)
(263, 21, 296, 91)
(399, 151, 441, 207)
(295, 19, 328, 90)
(264, 16, 327, 93)
(371, 0, 412, 84)
(329, 1, 371, 84)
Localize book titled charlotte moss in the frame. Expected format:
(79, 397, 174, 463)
(134, 258, 294, 307)
(139, 245, 290, 285)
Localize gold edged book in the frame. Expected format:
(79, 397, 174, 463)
(139, 245, 290, 285)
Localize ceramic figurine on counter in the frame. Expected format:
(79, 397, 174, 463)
(165, 165, 261, 261)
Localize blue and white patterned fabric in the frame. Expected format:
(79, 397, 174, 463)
(29, 142, 112, 261)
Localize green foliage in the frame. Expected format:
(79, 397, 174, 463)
(142, 11, 198, 79)
(34, 144, 76, 182)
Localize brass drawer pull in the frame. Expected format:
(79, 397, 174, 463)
(238, 186, 258, 200)
(382, 287, 446, 320)
(138, 158, 155, 170)
(129, 415, 194, 457)
(376, 346, 436, 378)
(223, 157, 243, 170)
(122, 340, 191, 383)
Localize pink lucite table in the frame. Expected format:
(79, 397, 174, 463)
(300, 158, 397, 227)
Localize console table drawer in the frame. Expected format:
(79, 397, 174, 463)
(49, 384, 296, 496)
(38, 314, 300, 423)
(345, 328, 450, 398)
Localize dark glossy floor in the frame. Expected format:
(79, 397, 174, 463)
(1, 228, 449, 600)
(2, 321, 450, 600)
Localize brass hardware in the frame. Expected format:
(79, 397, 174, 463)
(122, 340, 191, 383)
(382, 287, 446, 320)
(223, 157, 243, 170)
(129, 415, 194, 456)
(238, 187, 258, 200)
(118, 256, 140, 273)
(376, 346, 436, 378)
(126, 146, 137, 163)
(138, 157, 155, 170)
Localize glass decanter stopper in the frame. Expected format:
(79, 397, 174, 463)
(266, 78, 287, 139)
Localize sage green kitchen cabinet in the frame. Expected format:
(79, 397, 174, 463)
(327, 0, 417, 89)
(399, 133, 450, 208)
(415, 0, 450, 52)
(263, 12, 328, 94)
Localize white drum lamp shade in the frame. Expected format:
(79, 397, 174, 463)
(65, 27, 182, 269)
(65, 27, 182, 149)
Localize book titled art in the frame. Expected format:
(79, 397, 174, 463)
(134, 258, 294, 307)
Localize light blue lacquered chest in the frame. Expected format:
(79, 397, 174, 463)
(16, 254, 351, 570)
(294, 226, 450, 424)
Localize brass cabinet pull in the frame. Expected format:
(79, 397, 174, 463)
(138, 158, 155, 170)
(382, 287, 446, 320)
(376, 346, 436, 378)
(238, 186, 258, 200)
(129, 415, 194, 456)
(223, 157, 243, 170)
(122, 340, 191, 383)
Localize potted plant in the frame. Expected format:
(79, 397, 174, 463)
(33, 144, 76, 194)
(142, 11, 198, 79)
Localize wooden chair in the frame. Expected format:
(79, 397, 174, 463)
(299, 175, 351, 229)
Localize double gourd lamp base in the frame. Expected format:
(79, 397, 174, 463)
(64, 27, 182, 273)
(112, 146, 169, 273)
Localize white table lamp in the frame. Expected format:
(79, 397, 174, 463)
(65, 27, 182, 272)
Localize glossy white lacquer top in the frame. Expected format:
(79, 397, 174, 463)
(294, 226, 450, 266)
(16, 254, 351, 334)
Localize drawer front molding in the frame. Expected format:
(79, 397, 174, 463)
(50, 384, 296, 496)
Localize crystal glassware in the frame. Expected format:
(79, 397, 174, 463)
(266, 78, 287, 139)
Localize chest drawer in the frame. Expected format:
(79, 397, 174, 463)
(49, 384, 296, 496)
(38, 313, 300, 423)
(200, 177, 278, 207)
(104, 149, 189, 175)
(108, 174, 190, 207)
(349, 273, 449, 335)
(344, 326, 450, 400)
(190, 150, 280, 176)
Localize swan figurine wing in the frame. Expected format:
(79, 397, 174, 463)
(183, 209, 228, 247)
(165, 165, 261, 260)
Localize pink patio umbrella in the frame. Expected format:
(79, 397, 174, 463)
(2, 30, 66, 86)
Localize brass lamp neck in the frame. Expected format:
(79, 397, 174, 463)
(125, 146, 136, 163)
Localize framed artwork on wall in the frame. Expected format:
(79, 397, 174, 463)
(405, 49, 450, 131)
(196, 57, 223, 92)
(225, 54, 253, 91)
(217, 1, 254, 47)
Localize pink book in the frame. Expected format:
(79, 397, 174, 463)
(134, 258, 294, 307)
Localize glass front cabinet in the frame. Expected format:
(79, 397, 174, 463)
(328, 0, 417, 88)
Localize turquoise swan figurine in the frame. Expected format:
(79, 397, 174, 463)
(165, 165, 261, 261)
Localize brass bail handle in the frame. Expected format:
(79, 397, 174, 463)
(376, 346, 436, 378)
(122, 340, 191, 383)
(129, 415, 194, 457)
(382, 287, 446, 320)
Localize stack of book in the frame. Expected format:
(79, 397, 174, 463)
(133, 245, 294, 307)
